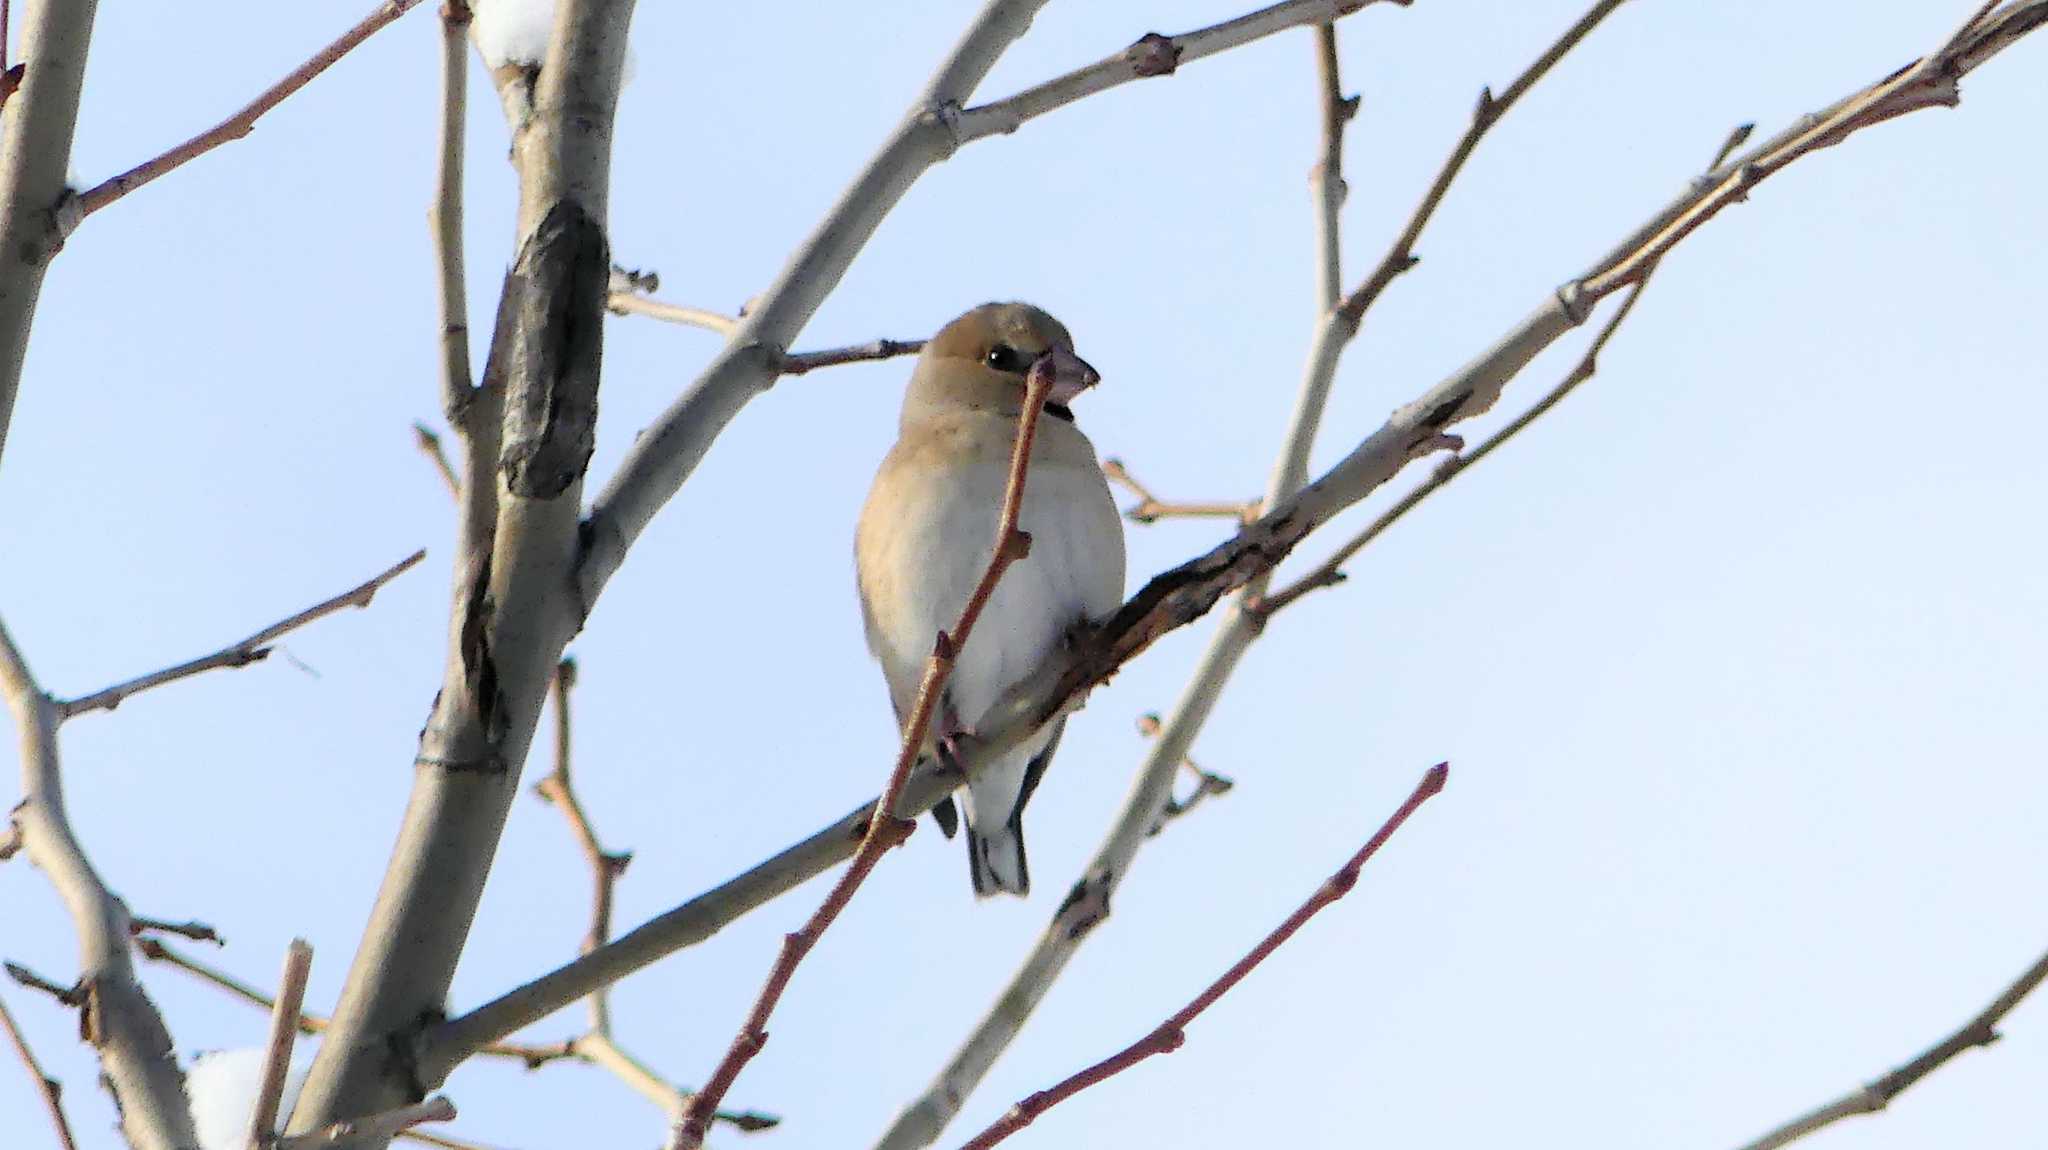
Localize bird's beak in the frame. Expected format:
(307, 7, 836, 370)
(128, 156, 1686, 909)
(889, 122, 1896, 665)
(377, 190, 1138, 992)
(1040, 346, 1101, 406)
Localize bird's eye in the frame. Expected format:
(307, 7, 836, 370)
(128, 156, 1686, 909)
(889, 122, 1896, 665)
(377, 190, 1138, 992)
(984, 344, 1028, 373)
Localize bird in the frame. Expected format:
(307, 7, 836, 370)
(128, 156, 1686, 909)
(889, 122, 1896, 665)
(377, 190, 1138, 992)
(855, 302, 1126, 897)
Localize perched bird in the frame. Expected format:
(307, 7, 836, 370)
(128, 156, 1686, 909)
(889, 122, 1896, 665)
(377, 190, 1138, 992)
(856, 303, 1126, 897)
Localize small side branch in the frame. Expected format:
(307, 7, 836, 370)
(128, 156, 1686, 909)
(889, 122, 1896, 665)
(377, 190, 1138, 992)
(1101, 459, 1259, 525)
(247, 941, 315, 1149)
(1135, 713, 1234, 834)
(956, 0, 1413, 142)
(57, 549, 425, 720)
(0, 990, 80, 1150)
(73, 0, 430, 220)
(666, 359, 1062, 1150)
(955, 764, 1447, 1150)
(1732, 944, 2048, 1150)
(275, 1096, 457, 1150)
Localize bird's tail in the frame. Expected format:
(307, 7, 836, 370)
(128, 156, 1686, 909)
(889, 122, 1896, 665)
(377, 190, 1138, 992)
(967, 820, 1029, 897)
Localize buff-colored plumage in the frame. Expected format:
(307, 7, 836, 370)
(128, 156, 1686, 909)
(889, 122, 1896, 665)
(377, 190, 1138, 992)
(855, 303, 1125, 897)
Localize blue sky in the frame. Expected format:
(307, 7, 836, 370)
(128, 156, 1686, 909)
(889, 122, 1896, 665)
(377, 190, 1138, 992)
(3, 2, 2045, 1148)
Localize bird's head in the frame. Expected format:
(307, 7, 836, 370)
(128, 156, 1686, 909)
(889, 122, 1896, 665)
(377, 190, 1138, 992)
(912, 302, 1100, 415)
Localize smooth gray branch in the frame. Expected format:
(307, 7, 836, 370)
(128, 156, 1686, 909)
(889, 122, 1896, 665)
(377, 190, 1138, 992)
(0, 618, 198, 1150)
(57, 550, 427, 720)
(0, 0, 100, 473)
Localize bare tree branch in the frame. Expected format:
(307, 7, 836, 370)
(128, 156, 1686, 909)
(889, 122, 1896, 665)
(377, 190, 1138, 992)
(133, 936, 574, 1068)
(56, 549, 427, 720)
(1134, 713, 1235, 834)
(1733, 945, 2048, 1150)
(249, 941, 315, 1150)
(531, 657, 778, 1133)
(605, 290, 736, 335)
(0, 619, 198, 1150)
(0, 989, 80, 1150)
(278, 1097, 457, 1150)
(954, 0, 1412, 143)
(72, 0, 429, 220)
(876, 4, 1637, 1137)
(1254, 271, 1657, 617)
(0, 0, 99, 471)
(432, 1, 475, 424)
(781, 337, 928, 376)
(428, 1, 2048, 1078)
(666, 358, 1062, 1150)
(126, 915, 224, 945)
(575, 0, 1414, 613)
(1101, 459, 1259, 526)
(956, 764, 1447, 1150)
(291, 0, 640, 1133)
(414, 423, 461, 499)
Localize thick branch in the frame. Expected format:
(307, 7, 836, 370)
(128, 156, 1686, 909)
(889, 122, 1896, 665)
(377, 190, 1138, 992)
(57, 549, 427, 720)
(1733, 945, 2048, 1150)
(289, 0, 637, 1138)
(666, 361, 1059, 1150)
(0, 0, 99, 473)
(73, 0, 429, 219)
(0, 620, 197, 1150)
(249, 941, 315, 1149)
(956, 764, 1447, 1150)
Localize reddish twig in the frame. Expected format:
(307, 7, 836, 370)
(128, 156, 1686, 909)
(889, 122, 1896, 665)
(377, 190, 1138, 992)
(58, 549, 425, 719)
(0, 989, 79, 1150)
(955, 763, 1448, 1150)
(667, 357, 1062, 1150)
(73, 0, 429, 219)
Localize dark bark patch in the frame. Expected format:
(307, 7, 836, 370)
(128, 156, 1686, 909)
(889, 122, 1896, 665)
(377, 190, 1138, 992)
(500, 201, 609, 500)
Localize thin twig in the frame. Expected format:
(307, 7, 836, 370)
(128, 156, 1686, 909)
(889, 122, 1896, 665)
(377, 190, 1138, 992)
(955, 0, 1413, 143)
(397, 1131, 508, 1150)
(73, 0, 429, 219)
(414, 423, 460, 498)
(1337, 0, 1627, 323)
(1733, 945, 2048, 1150)
(1256, 274, 1656, 617)
(247, 940, 313, 1150)
(781, 338, 927, 376)
(1135, 713, 1235, 834)
(126, 915, 222, 945)
(432, 0, 475, 428)
(667, 359, 1061, 1150)
(1101, 459, 1259, 525)
(1311, 22, 1354, 314)
(605, 292, 738, 335)
(57, 549, 425, 719)
(434, 6, 2048, 1077)
(0, 990, 80, 1150)
(956, 764, 1447, 1150)
(275, 1096, 457, 1150)
(132, 936, 574, 1066)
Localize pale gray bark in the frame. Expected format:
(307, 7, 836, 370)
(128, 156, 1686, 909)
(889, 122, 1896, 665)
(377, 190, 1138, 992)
(0, 0, 97, 472)
(286, 0, 637, 1140)
(0, 621, 199, 1150)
